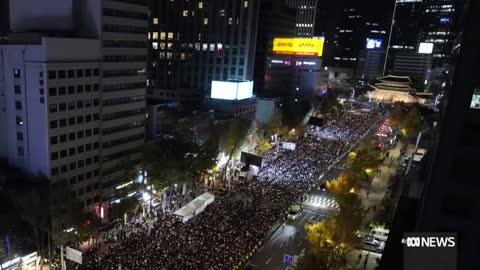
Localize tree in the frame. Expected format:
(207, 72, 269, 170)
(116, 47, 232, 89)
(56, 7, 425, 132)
(303, 194, 366, 270)
(222, 119, 252, 181)
(185, 138, 219, 181)
(295, 253, 328, 270)
(281, 99, 311, 128)
(389, 102, 406, 129)
(403, 107, 422, 139)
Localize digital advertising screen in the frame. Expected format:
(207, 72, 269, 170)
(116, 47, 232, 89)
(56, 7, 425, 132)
(210, 81, 253, 100)
(418, 42, 434, 54)
(366, 38, 383, 49)
(273, 37, 325, 56)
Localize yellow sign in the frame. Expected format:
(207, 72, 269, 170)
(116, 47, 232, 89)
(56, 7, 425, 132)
(273, 38, 324, 56)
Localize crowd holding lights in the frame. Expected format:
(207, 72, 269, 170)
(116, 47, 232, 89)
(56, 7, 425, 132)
(77, 103, 385, 270)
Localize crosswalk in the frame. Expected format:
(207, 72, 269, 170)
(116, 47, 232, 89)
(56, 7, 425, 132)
(303, 195, 340, 210)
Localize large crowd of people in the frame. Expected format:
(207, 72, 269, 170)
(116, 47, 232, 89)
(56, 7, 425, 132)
(78, 103, 385, 270)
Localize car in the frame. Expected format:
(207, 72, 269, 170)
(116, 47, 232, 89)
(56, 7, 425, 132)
(363, 238, 382, 252)
(287, 205, 303, 220)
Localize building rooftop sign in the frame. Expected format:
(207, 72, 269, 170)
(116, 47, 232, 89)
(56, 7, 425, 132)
(273, 37, 324, 56)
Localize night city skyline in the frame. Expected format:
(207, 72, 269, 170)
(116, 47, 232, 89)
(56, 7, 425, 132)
(0, 0, 477, 270)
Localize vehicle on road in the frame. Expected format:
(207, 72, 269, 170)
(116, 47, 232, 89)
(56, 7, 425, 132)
(370, 228, 390, 242)
(287, 204, 303, 220)
(363, 238, 384, 253)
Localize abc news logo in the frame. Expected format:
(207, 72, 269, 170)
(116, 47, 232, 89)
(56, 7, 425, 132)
(402, 236, 456, 248)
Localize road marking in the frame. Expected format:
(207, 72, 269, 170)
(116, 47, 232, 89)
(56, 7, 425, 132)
(299, 211, 309, 224)
(280, 242, 284, 248)
(266, 258, 272, 264)
(298, 240, 303, 247)
(258, 245, 264, 252)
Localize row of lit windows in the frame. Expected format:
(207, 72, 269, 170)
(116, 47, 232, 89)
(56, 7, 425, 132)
(149, 32, 174, 40)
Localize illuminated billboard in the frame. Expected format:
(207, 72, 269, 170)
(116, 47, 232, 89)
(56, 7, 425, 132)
(418, 42, 434, 54)
(366, 38, 383, 49)
(273, 38, 324, 56)
(211, 80, 253, 100)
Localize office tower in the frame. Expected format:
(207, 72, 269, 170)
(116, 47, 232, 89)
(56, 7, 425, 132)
(379, 1, 478, 269)
(415, 1, 480, 268)
(331, 10, 387, 69)
(147, 0, 260, 108)
(313, 0, 345, 66)
(355, 48, 387, 82)
(419, 0, 456, 68)
(0, 0, 147, 212)
(393, 53, 433, 84)
(285, 0, 318, 37)
(386, 0, 424, 70)
(254, 0, 296, 94)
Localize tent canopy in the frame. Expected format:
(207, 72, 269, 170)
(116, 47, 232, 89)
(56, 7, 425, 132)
(173, 192, 215, 222)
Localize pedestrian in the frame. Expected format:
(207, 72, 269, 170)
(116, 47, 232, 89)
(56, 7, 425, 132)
(358, 253, 362, 263)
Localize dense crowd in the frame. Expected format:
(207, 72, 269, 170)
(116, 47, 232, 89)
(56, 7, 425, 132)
(78, 103, 384, 270)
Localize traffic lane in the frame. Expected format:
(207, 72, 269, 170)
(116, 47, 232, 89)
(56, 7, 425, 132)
(246, 211, 315, 270)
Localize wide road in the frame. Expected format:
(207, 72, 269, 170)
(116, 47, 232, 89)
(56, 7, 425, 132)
(245, 189, 338, 270)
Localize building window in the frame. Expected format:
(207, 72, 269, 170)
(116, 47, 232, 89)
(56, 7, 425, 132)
(60, 134, 66, 143)
(50, 136, 58, 145)
(14, 85, 21, 94)
(85, 69, 91, 77)
(59, 87, 66, 95)
(59, 119, 66, 127)
(68, 69, 75, 78)
(58, 70, 66, 79)
(203, 18, 208, 25)
(244, 1, 248, 8)
(40, 97, 44, 104)
(60, 150, 67, 158)
(49, 88, 57, 96)
(13, 69, 20, 78)
(152, 42, 158, 49)
(48, 71, 56, 79)
(50, 121, 57, 129)
(183, 10, 189, 17)
(470, 87, 480, 109)
(228, 17, 233, 24)
(51, 152, 58, 160)
(69, 147, 75, 156)
(153, 17, 159, 24)
(68, 86, 75, 94)
(76, 69, 83, 77)
(198, 2, 203, 8)
(77, 85, 84, 94)
(220, 10, 225, 16)
(39, 88, 44, 95)
(160, 32, 166, 40)
(152, 32, 158, 39)
(168, 32, 174, 40)
(17, 147, 24, 157)
(49, 104, 57, 113)
(51, 167, 59, 176)
(17, 132, 23, 141)
(15, 101, 22, 110)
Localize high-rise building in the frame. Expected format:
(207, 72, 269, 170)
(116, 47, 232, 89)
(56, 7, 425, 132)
(331, 13, 387, 68)
(386, 0, 424, 71)
(254, 0, 296, 94)
(0, 0, 148, 213)
(414, 1, 480, 268)
(393, 53, 433, 84)
(419, 0, 456, 68)
(379, 1, 478, 269)
(355, 48, 386, 82)
(147, 0, 260, 108)
(285, 0, 318, 37)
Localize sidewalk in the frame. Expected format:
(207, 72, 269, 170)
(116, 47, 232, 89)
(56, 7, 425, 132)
(359, 141, 404, 227)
